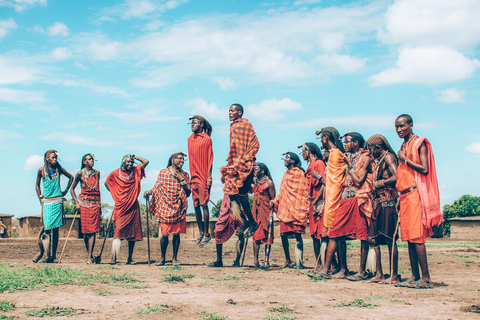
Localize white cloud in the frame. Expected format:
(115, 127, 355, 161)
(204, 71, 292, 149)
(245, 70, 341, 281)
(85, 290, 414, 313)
(212, 76, 235, 90)
(98, 107, 182, 124)
(436, 88, 466, 103)
(0, 129, 20, 140)
(47, 22, 69, 37)
(380, 0, 480, 49)
(124, 2, 385, 86)
(466, 142, 480, 154)
(294, 0, 322, 5)
(88, 41, 120, 60)
(29, 24, 44, 34)
(0, 0, 46, 12)
(41, 132, 115, 147)
(186, 98, 227, 121)
(316, 53, 367, 73)
(24, 154, 43, 170)
(0, 56, 40, 85)
(98, 0, 189, 21)
(43, 77, 128, 96)
(142, 169, 160, 187)
(0, 18, 16, 38)
(0, 87, 44, 103)
(245, 98, 302, 121)
(369, 47, 480, 86)
(285, 115, 397, 129)
(50, 47, 72, 60)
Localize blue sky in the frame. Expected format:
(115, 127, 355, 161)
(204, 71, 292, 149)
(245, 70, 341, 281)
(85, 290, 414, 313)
(1, 0, 479, 217)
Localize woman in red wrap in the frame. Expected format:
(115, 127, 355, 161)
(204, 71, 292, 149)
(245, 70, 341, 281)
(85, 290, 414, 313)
(71, 154, 101, 264)
(251, 162, 275, 268)
(105, 154, 148, 265)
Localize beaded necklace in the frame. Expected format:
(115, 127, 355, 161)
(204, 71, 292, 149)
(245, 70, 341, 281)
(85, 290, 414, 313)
(118, 169, 133, 181)
(82, 169, 98, 190)
(255, 175, 268, 185)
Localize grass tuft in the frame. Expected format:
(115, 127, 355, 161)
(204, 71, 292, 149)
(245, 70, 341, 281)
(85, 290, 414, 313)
(159, 265, 185, 271)
(162, 274, 196, 283)
(265, 316, 296, 320)
(25, 307, 79, 317)
(198, 310, 227, 320)
(215, 275, 238, 281)
(269, 305, 295, 313)
(137, 305, 172, 314)
(94, 290, 114, 296)
(0, 300, 14, 312)
(335, 299, 376, 308)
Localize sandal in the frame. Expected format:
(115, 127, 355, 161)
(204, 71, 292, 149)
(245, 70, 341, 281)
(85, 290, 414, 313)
(208, 260, 223, 268)
(198, 235, 211, 248)
(155, 260, 166, 266)
(346, 273, 368, 281)
(125, 260, 137, 265)
(172, 260, 180, 266)
(308, 271, 331, 279)
(193, 236, 203, 246)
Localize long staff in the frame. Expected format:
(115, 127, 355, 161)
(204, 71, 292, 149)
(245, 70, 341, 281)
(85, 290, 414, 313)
(264, 209, 274, 267)
(94, 214, 113, 264)
(58, 209, 78, 263)
(240, 236, 249, 267)
(145, 199, 151, 266)
(391, 206, 401, 277)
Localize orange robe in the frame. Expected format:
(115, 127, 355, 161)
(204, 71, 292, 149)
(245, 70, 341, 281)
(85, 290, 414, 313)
(272, 167, 309, 229)
(323, 148, 347, 228)
(396, 135, 442, 243)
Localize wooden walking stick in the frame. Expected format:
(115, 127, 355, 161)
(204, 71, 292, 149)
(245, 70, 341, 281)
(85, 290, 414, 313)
(264, 209, 274, 268)
(94, 214, 113, 264)
(209, 199, 220, 211)
(240, 236, 249, 267)
(58, 209, 78, 263)
(145, 199, 151, 266)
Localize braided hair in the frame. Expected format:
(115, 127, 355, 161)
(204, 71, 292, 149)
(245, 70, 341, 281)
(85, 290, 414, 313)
(320, 127, 345, 153)
(191, 115, 213, 136)
(43, 149, 62, 179)
(366, 134, 398, 162)
(285, 152, 305, 172)
(167, 152, 187, 168)
(255, 162, 273, 181)
(345, 132, 365, 149)
(303, 142, 322, 159)
(80, 153, 93, 170)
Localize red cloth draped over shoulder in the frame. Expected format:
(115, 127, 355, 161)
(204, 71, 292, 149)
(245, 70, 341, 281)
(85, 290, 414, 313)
(106, 165, 145, 240)
(354, 151, 374, 219)
(252, 179, 274, 244)
(404, 136, 443, 228)
(306, 159, 325, 198)
(272, 167, 309, 227)
(324, 148, 347, 228)
(149, 167, 190, 224)
(220, 118, 259, 195)
(306, 159, 326, 239)
(188, 133, 213, 185)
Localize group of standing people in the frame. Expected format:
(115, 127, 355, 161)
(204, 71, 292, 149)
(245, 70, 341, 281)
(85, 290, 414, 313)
(33, 105, 442, 289)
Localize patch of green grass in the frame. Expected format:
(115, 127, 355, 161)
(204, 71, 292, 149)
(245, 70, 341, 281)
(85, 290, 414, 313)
(97, 266, 120, 270)
(25, 307, 79, 317)
(0, 315, 15, 320)
(335, 299, 376, 309)
(365, 295, 389, 300)
(94, 290, 114, 296)
(162, 274, 196, 283)
(0, 300, 14, 312)
(265, 316, 296, 320)
(310, 275, 329, 282)
(215, 275, 238, 281)
(398, 270, 411, 275)
(0, 263, 25, 268)
(116, 284, 148, 289)
(390, 298, 404, 303)
(126, 271, 149, 276)
(198, 310, 227, 320)
(137, 305, 172, 314)
(269, 305, 295, 313)
(159, 265, 185, 271)
(0, 266, 143, 293)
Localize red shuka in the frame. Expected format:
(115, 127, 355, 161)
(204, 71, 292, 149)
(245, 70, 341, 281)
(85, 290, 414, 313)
(188, 132, 213, 186)
(106, 165, 145, 241)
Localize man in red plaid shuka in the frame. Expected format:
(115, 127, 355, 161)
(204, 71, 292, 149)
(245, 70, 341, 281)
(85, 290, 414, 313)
(145, 152, 191, 266)
(210, 104, 259, 267)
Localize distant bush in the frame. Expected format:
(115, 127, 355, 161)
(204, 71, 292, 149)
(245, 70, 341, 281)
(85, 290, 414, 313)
(443, 194, 480, 236)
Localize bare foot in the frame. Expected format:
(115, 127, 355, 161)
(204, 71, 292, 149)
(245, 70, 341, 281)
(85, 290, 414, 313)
(282, 261, 294, 269)
(367, 275, 385, 283)
(332, 271, 348, 279)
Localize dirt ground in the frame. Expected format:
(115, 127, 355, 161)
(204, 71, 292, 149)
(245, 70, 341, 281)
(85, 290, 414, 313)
(0, 237, 479, 319)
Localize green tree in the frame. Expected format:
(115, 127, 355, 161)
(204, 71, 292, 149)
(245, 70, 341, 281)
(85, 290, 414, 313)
(443, 194, 480, 236)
